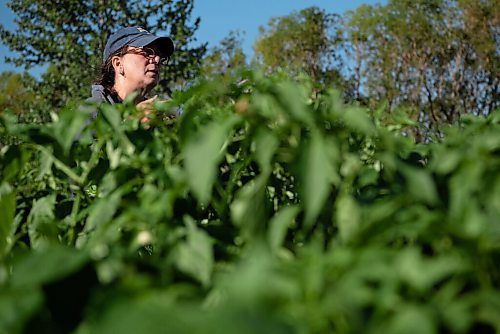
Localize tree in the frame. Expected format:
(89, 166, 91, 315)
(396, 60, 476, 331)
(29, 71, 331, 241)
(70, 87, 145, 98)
(344, 0, 499, 136)
(0, 71, 38, 121)
(200, 30, 247, 82)
(253, 7, 347, 90)
(457, 0, 499, 116)
(0, 0, 206, 111)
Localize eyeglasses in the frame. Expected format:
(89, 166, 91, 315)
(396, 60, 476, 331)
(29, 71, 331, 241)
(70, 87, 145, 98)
(125, 47, 170, 65)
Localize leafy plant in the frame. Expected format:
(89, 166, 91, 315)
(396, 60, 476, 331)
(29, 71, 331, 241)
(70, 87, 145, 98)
(1, 70, 499, 333)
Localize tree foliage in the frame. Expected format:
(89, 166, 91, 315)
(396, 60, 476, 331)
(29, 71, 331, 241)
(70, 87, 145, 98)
(344, 0, 499, 136)
(200, 30, 247, 82)
(0, 72, 35, 121)
(0, 0, 206, 109)
(250, 0, 498, 138)
(253, 7, 346, 88)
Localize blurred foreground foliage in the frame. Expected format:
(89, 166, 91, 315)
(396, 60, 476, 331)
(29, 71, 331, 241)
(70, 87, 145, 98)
(1, 71, 500, 334)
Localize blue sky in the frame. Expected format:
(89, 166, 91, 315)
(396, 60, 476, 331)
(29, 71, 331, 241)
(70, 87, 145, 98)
(0, 0, 385, 76)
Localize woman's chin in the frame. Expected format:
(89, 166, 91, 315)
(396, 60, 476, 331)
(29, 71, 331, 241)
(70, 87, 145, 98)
(143, 76, 159, 89)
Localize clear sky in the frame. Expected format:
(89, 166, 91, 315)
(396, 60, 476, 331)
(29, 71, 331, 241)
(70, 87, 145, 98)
(0, 0, 385, 76)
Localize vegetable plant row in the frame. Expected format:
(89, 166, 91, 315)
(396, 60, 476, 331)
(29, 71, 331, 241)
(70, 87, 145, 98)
(1, 71, 499, 333)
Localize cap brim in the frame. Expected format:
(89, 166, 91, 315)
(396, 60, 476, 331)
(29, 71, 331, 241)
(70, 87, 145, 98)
(129, 35, 175, 58)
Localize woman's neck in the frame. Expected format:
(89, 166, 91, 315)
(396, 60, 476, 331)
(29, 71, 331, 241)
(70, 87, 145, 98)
(113, 80, 148, 104)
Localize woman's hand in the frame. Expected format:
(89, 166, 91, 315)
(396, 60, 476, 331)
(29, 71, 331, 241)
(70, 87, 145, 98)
(136, 95, 158, 128)
(136, 95, 177, 128)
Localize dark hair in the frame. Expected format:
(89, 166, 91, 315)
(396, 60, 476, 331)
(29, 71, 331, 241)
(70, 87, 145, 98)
(95, 46, 128, 96)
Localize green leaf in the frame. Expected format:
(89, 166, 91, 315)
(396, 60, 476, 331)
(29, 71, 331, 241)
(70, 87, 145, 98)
(217, 244, 297, 306)
(0, 183, 15, 258)
(230, 173, 269, 239)
(76, 290, 292, 334)
(335, 193, 361, 243)
(0, 288, 43, 334)
(343, 106, 375, 135)
(448, 161, 482, 222)
(37, 149, 54, 180)
(253, 127, 279, 173)
(267, 205, 300, 252)
(100, 102, 123, 130)
(388, 304, 436, 334)
(9, 245, 88, 288)
(431, 148, 461, 174)
(401, 166, 438, 205)
(299, 131, 333, 226)
(84, 190, 122, 233)
(27, 194, 59, 250)
(100, 104, 135, 155)
(53, 109, 89, 154)
(0, 146, 26, 182)
(175, 217, 214, 287)
(184, 115, 239, 204)
(252, 92, 282, 119)
(437, 281, 473, 333)
(396, 248, 467, 292)
(276, 81, 313, 126)
(106, 141, 122, 170)
(74, 293, 185, 334)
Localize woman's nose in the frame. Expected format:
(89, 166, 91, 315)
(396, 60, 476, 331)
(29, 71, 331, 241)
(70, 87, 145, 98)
(150, 55, 161, 64)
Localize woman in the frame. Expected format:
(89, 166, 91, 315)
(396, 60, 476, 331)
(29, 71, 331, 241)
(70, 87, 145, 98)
(87, 26, 175, 120)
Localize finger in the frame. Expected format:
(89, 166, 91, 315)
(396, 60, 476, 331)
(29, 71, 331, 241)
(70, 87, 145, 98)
(145, 95, 158, 103)
(138, 97, 156, 106)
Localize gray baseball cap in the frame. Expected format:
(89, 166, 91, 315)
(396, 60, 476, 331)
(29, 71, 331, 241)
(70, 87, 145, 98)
(103, 26, 174, 61)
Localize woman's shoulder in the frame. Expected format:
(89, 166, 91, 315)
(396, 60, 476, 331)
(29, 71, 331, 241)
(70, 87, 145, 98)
(79, 85, 112, 121)
(88, 85, 114, 104)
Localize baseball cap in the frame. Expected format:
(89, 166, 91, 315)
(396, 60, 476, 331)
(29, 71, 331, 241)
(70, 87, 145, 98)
(103, 26, 175, 61)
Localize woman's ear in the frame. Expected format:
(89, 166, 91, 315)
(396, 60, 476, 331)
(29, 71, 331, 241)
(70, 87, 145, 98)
(112, 56, 124, 76)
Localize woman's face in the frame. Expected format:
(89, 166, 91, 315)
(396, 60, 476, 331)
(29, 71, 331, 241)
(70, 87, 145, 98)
(120, 46, 163, 93)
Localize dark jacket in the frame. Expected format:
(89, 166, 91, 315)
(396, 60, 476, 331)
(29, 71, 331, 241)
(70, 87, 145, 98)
(82, 85, 121, 120)
(88, 84, 121, 104)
